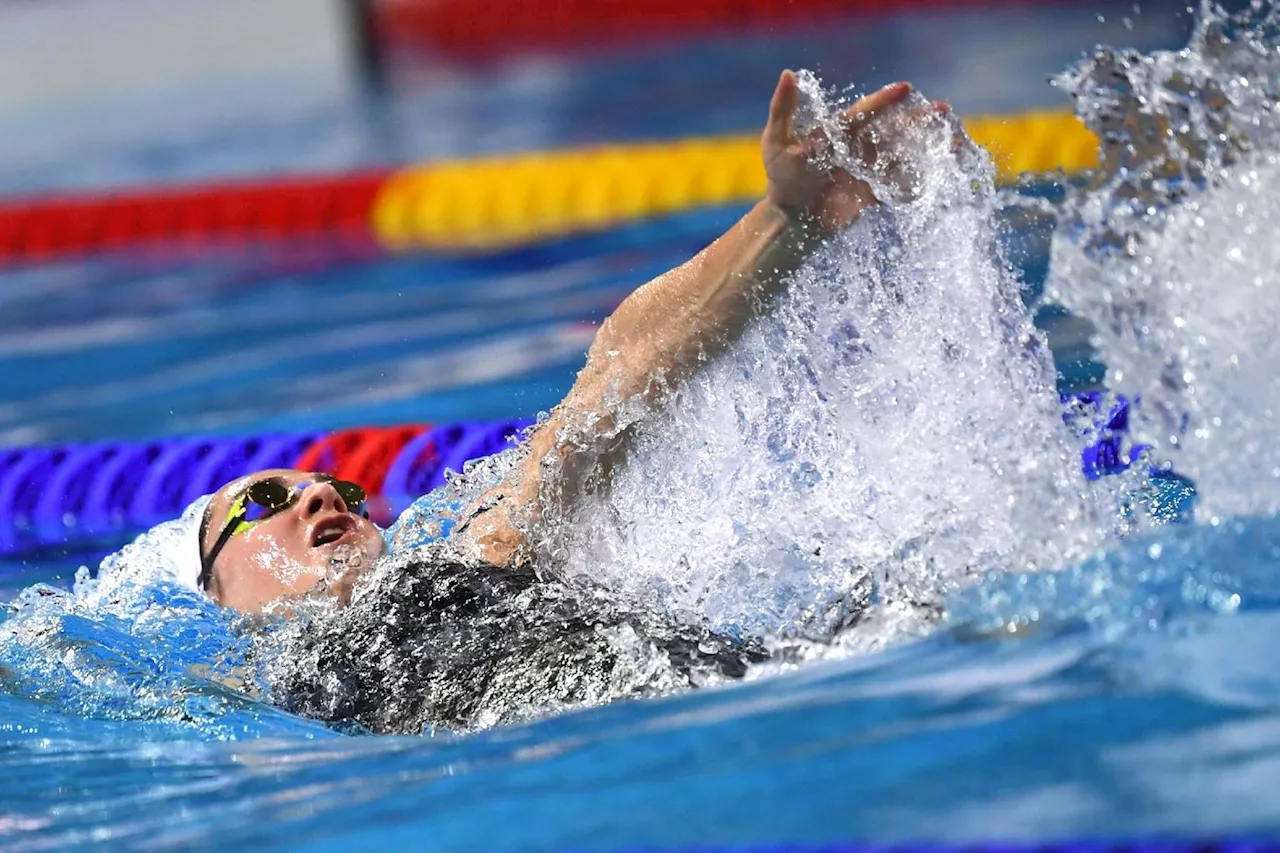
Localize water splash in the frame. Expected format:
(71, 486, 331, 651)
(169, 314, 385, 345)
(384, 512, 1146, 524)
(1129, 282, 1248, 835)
(1048, 1, 1280, 520)
(533, 73, 1122, 644)
(0, 503, 313, 738)
(242, 73, 1141, 732)
(951, 1, 1280, 645)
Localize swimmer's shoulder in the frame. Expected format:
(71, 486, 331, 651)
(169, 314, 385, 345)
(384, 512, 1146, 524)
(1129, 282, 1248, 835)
(448, 487, 533, 571)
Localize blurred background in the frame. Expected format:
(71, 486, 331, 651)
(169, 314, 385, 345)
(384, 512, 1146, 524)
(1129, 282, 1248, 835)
(0, 0, 1206, 585)
(0, 0, 1194, 191)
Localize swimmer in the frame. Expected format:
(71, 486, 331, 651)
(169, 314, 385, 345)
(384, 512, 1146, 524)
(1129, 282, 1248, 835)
(184, 72, 957, 731)
(195, 71, 946, 615)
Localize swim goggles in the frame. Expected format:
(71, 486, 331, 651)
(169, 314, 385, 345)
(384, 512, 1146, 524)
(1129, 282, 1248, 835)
(198, 473, 368, 589)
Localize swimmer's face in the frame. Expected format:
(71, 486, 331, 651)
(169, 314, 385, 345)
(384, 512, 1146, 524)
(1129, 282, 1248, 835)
(200, 469, 386, 614)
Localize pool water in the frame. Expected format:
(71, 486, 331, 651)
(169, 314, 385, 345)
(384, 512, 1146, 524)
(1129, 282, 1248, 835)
(7, 601, 1280, 851)
(4, 3, 1280, 851)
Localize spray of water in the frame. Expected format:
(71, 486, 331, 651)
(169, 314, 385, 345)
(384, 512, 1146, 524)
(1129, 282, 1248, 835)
(529, 73, 1121, 646)
(0, 501, 299, 736)
(234, 72, 1141, 732)
(947, 2, 1280, 643)
(1047, 1, 1280, 520)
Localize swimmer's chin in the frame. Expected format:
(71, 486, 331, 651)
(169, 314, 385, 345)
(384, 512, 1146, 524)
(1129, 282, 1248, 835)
(253, 545, 380, 618)
(324, 541, 381, 607)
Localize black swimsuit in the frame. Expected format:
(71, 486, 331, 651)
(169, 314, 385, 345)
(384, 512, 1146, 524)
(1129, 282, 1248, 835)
(264, 540, 768, 734)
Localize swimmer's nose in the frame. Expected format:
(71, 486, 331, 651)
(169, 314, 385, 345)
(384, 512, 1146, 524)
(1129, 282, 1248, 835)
(298, 481, 352, 518)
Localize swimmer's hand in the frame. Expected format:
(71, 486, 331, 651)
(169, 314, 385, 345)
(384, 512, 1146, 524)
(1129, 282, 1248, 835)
(762, 71, 940, 231)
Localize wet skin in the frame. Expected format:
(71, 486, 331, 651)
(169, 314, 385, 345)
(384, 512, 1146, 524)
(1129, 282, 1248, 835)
(200, 469, 386, 613)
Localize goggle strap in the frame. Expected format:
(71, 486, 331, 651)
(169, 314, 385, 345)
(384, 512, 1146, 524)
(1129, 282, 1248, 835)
(199, 495, 249, 590)
(200, 521, 239, 589)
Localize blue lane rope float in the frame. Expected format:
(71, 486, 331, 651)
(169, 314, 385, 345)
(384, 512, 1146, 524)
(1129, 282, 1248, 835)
(0, 401, 1175, 559)
(1065, 392, 1146, 481)
(382, 422, 468, 502)
(432, 418, 533, 489)
(0, 420, 534, 558)
(182, 434, 322, 510)
(31, 443, 118, 543)
(0, 446, 60, 554)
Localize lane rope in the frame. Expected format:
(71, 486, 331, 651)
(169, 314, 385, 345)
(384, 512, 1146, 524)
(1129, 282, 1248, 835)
(0, 110, 1096, 263)
(1, 395, 1144, 558)
(371, 110, 1097, 250)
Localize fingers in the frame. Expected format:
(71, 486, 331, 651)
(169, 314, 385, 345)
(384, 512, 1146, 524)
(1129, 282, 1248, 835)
(904, 100, 952, 124)
(842, 81, 912, 134)
(923, 100, 967, 153)
(844, 89, 962, 161)
(766, 69, 800, 147)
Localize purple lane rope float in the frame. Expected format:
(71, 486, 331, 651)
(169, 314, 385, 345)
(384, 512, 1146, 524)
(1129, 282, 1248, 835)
(0, 397, 1159, 559)
(0, 420, 534, 558)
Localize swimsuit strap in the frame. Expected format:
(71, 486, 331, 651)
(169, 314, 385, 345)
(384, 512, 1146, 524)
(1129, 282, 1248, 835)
(451, 490, 506, 539)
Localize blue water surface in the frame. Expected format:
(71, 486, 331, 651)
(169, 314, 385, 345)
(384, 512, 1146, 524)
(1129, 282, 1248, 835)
(2, 200, 1275, 849)
(4, 513, 1279, 850)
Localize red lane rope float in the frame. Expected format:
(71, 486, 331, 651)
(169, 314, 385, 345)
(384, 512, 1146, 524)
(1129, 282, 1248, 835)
(293, 426, 429, 524)
(378, 0, 1078, 58)
(0, 109, 1097, 264)
(335, 425, 429, 490)
(0, 421, 545, 558)
(338, 425, 429, 524)
(0, 171, 389, 265)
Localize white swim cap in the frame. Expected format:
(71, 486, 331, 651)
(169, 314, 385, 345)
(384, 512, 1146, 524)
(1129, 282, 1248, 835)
(171, 493, 213, 591)
(92, 494, 213, 594)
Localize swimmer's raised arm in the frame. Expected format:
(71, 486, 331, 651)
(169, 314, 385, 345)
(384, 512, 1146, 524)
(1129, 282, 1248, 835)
(464, 72, 937, 567)
(574, 74, 912, 379)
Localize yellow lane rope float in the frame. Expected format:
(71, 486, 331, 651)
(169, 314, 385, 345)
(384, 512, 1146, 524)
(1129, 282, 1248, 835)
(373, 109, 1098, 251)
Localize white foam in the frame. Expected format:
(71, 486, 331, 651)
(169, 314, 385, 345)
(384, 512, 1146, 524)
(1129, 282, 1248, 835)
(532, 74, 1118, 640)
(1048, 2, 1280, 520)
